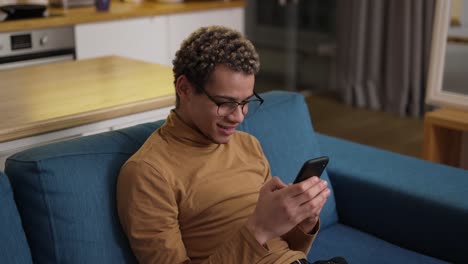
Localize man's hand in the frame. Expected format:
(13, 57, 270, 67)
(297, 177, 330, 234)
(246, 176, 330, 245)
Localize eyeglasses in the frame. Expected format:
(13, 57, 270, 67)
(202, 89, 264, 117)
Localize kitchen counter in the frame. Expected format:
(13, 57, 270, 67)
(0, 56, 175, 142)
(0, 0, 245, 32)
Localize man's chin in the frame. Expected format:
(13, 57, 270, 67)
(212, 137, 230, 144)
(211, 133, 233, 144)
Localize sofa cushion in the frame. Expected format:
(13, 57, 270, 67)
(0, 171, 33, 264)
(238, 91, 338, 228)
(5, 121, 164, 264)
(308, 224, 448, 264)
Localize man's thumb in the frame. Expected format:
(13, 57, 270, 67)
(265, 176, 287, 192)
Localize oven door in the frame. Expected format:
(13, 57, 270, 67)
(0, 51, 75, 70)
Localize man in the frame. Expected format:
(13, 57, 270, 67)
(117, 26, 331, 264)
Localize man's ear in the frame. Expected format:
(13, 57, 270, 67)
(175, 75, 193, 103)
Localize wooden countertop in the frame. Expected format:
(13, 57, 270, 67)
(0, 56, 175, 142)
(0, 0, 245, 32)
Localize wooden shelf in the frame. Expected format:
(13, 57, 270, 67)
(448, 36, 468, 44)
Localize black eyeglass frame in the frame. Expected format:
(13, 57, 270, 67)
(202, 89, 264, 117)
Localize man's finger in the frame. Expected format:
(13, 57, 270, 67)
(294, 181, 329, 206)
(287, 176, 322, 196)
(264, 176, 288, 192)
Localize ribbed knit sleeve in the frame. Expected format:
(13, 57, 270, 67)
(281, 220, 320, 255)
(202, 225, 270, 264)
(117, 160, 189, 263)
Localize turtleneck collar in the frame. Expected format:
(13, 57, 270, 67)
(160, 110, 221, 149)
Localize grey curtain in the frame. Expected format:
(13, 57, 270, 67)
(335, 0, 435, 117)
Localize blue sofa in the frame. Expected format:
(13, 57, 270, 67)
(2, 91, 468, 263)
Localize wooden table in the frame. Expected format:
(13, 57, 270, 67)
(423, 107, 468, 169)
(0, 56, 175, 143)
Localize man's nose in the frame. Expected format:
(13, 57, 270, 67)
(228, 105, 245, 122)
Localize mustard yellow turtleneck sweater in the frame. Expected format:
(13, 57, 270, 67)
(117, 110, 318, 264)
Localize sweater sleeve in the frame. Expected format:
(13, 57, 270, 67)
(281, 219, 320, 255)
(202, 225, 270, 264)
(117, 160, 271, 264)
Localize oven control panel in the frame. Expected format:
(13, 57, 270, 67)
(0, 26, 75, 57)
(11, 33, 33, 50)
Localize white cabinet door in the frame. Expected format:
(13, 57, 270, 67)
(167, 7, 245, 62)
(75, 16, 171, 65)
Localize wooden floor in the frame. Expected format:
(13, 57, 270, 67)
(305, 92, 425, 159)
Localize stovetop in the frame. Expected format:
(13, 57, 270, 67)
(0, 4, 53, 22)
(0, 10, 65, 22)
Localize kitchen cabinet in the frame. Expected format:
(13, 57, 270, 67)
(167, 7, 245, 59)
(74, 7, 244, 66)
(75, 16, 171, 65)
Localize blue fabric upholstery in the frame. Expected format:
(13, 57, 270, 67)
(4, 121, 164, 264)
(0, 171, 33, 264)
(238, 91, 338, 229)
(316, 134, 468, 263)
(308, 224, 448, 264)
(4, 90, 463, 264)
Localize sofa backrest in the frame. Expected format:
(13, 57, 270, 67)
(5, 91, 338, 263)
(5, 124, 163, 264)
(0, 171, 33, 264)
(238, 91, 338, 227)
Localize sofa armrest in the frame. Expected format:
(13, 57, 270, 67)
(317, 134, 468, 263)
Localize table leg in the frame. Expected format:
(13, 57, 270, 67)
(423, 123, 462, 167)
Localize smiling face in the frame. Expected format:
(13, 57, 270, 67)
(176, 64, 255, 144)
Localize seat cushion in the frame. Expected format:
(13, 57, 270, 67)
(238, 91, 338, 228)
(0, 171, 33, 264)
(308, 224, 448, 264)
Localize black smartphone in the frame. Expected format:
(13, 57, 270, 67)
(293, 156, 329, 184)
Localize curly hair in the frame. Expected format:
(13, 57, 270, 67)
(172, 25, 260, 107)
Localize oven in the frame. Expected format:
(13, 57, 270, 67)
(0, 26, 75, 70)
